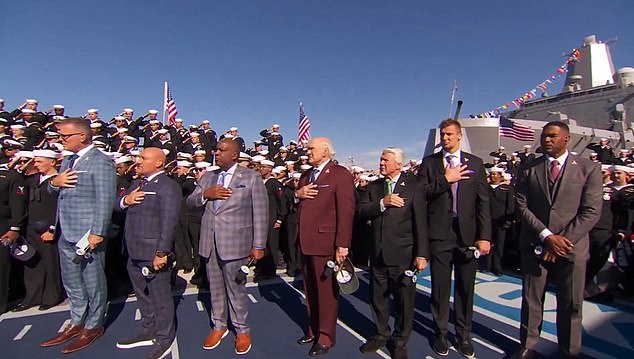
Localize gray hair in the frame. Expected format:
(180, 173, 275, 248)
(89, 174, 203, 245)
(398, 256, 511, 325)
(382, 147, 404, 165)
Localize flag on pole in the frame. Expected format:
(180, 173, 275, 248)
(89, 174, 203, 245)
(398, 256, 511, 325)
(164, 82, 178, 126)
(298, 103, 311, 143)
(499, 118, 535, 141)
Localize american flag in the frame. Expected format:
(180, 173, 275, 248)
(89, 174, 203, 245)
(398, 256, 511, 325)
(164, 82, 178, 126)
(298, 102, 311, 143)
(499, 118, 535, 141)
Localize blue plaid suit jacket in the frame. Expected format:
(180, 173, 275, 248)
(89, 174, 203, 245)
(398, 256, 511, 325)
(50, 147, 116, 243)
(186, 165, 268, 261)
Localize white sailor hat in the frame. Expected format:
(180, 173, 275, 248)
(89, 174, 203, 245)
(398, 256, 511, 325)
(52, 115, 66, 122)
(175, 118, 183, 123)
(260, 160, 274, 167)
(289, 140, 298, 145)
(149, 119, 160, 125)
(114, 116, 125, 121)
(90, 122, 102, 128)
(360, 175, 372, 182)
(292, 172, 302, 179)
(25, 98, 38, 104)
(0, 98, 4, 103)
(487, 166, 504, 174)
(116, 127, 128, 133)
(251, 155, 264, 163)
(148, 109, 159, 115)
(194, 150, 206, 156)
(177, 160, 193, 167)
(272, 124, 280, 128)
(21, 109, 36, 114)
(223, 134, 234, 139)
(45, 131, 60, 137)
(351, 166, 364, 173)
(511, 152, 519, 156)
(272, 167, 284, 175)
(195, 161, 211, 169)
(523, 144, 532, 149)
(10, 124, 26, 130)
(189, 132, 200, 137)
(157, 129, 169, 135)
(601, 138, 609, 142)
(612, 165, 634, 174)
(601, 164, 612, 171)
(229, 127, 238, 131)
(271, 132, 280, 136)
(0, 118, 7, 124)
(49, 143, 64, 152)
(589, 152, 598, 156)
(129, 149, 141, 156)
(87, 108, 98, 113)
(279, 146, 288, 152)
(123, 108, 134, 113)
(238, 152, 252, 161)
(285, 160, 295, 165)
(300, 155, 308, 160)
(114, 155, 133, 165)
(177, 152, 193, 160)
(202, 120, 210, 124)
(259, 150, 269, 156)
(619, 149, 630, 153)
(123, 136, 138, 143)
(161, 149, 170, 156)
(16, 150, 33, 159)
(499, 146, 505, 150)
(53, 104, 64, 109)
(33, 149, 61, 159)
(300, 164, 312, 171)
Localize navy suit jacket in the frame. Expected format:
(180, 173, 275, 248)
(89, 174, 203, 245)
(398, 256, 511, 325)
(119, 172, 182, 261)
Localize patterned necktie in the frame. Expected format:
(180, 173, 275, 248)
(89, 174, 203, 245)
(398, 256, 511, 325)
(310, 168, 320, 183)
(67, 154, 79, 169)
(214, 171, 228, 210)
(139, 178, 148, 189)
(550, 160, 560, 181)
(446, 155, 458, 215)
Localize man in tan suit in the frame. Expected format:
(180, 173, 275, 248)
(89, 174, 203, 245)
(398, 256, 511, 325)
(512, 121, 602, 359)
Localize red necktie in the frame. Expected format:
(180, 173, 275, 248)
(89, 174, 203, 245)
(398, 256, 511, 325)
(550, 160, 560, 181)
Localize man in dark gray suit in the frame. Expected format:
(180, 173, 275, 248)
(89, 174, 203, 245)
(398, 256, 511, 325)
(511, 121, 602, 359)
(116, 148, 182, 359)
(186, 138, 268, 355)
(41, 118, 116, 354)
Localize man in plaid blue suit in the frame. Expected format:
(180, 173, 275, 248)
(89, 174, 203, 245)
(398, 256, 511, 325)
(41, 118, 116, 354)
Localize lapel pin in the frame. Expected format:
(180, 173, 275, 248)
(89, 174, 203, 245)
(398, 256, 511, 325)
(400, 182, 405, 186)
(325, 169, 330, 174)
(571, 160, 578, 165)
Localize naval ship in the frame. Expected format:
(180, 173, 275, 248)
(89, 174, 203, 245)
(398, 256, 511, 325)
(424, 35, 634, 160)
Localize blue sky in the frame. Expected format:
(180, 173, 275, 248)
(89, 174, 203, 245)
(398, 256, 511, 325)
(2, 0, 633, 169)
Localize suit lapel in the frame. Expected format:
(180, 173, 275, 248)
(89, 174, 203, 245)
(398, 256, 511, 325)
(552, 155, 576, 202)
(534, 157, 552, 205)
(316, 161, 335, 183)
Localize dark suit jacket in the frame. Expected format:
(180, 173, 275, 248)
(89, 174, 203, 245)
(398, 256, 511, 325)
(297, 161, 355, 256)
(357, 173, 428, 265)
(119, 172, 182, 261)
(417, 151, 491, 246)
(515, 154, 602, 272)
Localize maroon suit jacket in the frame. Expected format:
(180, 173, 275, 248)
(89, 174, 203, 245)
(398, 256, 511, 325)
(297, 161, 355, 256)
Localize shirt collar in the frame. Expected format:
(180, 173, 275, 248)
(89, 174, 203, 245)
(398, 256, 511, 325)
(221, 163, 238, 176)
(39, 173, 57, 184)
(314, 159, 330, 173)
(547, 150, 569, 166)
(442, 149, 461, 160)
(145, 170, 164, 182)
(75, 144, 94, 159)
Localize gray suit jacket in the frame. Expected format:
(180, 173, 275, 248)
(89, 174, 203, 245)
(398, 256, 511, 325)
(50, 147, 116, 243)
(186, 165, 268, 261)
(515, 154, 602, 273)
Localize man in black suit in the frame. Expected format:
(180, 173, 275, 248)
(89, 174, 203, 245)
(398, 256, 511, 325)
(357, 147, 428, 359)
(116, 148, 182, 359)
(417, 119, 491, 358)
(511, 122, 602, 359)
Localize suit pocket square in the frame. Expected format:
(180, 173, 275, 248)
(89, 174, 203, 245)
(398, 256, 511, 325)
(233, 184, 247, 189)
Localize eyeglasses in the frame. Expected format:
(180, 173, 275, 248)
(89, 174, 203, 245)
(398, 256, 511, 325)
(59, 132, 83, 140)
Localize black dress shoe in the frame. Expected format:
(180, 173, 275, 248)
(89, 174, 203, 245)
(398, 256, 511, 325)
(38, 304, 56, 311)
(431, 334, 449, 356)
(11, 304, 34, 312)
(297, 335, 315, 345)
(456, 336, 475, 358)
(509, 347, 534, 359)
(309, 342, 330, 357)
(359, 337, 387, 353)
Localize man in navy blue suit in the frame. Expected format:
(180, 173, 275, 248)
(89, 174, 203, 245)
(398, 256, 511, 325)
(116, 147, 182, 359)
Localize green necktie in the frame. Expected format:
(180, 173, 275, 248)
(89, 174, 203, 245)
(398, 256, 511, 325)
(385, 179, 394, 195)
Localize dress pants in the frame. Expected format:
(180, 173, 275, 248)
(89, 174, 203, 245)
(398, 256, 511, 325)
(23, 227, 62, 306)
(520, 258, 586, 357)
(370, 256, 415, 347)
(127, 259, 175, 346)
(485, 225, 507, 273)
(302, 254, 340, 347)
(429, 220, 477, 339)
(257, 226, 280, 277)
(0, 244, 10, 313)
(58, 235, 107, 329)
(205, 238, 250, 333)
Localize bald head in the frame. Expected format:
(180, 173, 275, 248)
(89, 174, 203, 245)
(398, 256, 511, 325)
(215, 138, 240, 170)
(137, 147, 166, 177)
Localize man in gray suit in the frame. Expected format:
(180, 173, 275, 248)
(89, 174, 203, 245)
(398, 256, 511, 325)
(41, 118, 116, 354)
(187, 138, 268, 355)
(512, 121, 602, 359)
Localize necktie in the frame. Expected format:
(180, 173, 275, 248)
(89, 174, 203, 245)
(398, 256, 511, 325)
(310, 168, 319, 183)
(139, 178, 148, 189)
(67, 154, 79, 169)
(214, 171, 228, 210)
(385, 179, 394, 195)
(551, 160, 560, 181)
(446, 155, 458, 215)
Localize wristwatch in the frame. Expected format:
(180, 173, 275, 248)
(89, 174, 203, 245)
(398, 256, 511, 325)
(47, 225, 56, 234)
(155, 251, 168, 258)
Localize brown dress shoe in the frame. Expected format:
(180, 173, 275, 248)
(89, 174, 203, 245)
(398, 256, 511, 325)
(40, 324, 84, 347)
(235, 333, 251, 355)
(61, 327, 104, 354)
(203, 328, 228, 350)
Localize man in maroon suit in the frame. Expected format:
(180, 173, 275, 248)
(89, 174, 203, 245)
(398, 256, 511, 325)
(295, 137, 355, 357)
